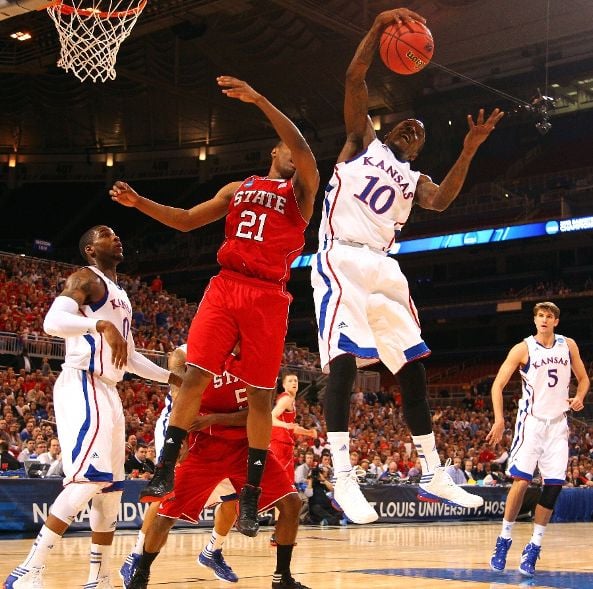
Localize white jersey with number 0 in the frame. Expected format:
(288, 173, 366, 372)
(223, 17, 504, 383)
(62, 265, 133, 384)
(318, 138, 422, 251)
(519, 334, 572, 420)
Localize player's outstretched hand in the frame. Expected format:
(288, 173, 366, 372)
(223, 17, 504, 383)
(96, 320, 127, 370)
(485, 420, 504, 445)
(217, 76, 261, 104)
(375, 8, 426, 28)
(463, 108, 505, 153)
(109, 180, 140, 207)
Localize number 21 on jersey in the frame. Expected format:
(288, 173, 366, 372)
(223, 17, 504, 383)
(236, 210, 267, 242)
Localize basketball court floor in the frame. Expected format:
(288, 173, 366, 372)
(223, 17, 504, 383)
(3, 521, 592, 588)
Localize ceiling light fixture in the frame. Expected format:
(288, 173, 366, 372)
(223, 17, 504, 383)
(10, 31, 32, 41)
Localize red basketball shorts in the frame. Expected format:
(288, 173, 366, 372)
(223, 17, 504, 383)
(158, 435, 296, 522)
(186, 270, 292, 389)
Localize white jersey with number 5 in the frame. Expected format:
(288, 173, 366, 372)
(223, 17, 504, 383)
(318, 138, 422, 251)
(519, 335, 572, 420)
(62, 265, 132, 384)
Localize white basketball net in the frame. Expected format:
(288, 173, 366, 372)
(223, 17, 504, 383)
(47, 0, 147, 83)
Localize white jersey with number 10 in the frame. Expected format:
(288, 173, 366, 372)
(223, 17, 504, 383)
(318, 138, 422, 251)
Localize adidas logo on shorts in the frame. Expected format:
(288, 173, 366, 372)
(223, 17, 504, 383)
(338, 321, 348, 329)
(254, 460, 263, 466)
(91, 452, 99, 459)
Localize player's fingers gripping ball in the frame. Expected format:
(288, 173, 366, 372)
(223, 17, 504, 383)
(380, 21, 434, 75)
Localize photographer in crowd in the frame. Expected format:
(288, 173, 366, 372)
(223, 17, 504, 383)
(304, 465, 342, 525)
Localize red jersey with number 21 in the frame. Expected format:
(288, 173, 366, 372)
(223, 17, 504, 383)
(217, 176, 307, 284)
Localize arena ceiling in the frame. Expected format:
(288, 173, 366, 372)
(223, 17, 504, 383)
(1, 0, 593, 156)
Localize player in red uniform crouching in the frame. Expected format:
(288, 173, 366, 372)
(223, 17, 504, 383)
(124, 348, 310, 589)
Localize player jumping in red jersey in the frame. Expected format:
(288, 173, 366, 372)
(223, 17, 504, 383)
(110, 76, 319, 537)
(124, 350, 309, 589)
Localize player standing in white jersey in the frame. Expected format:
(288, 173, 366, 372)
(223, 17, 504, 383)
(310, 6, 504, 524)
(487, 301, 589, 577)
(4, 225, 181, 589)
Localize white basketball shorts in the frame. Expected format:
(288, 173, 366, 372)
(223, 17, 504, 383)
(508, 412, 568, 484)
(54, 367, 125, 487)
(312, 241, 430, 374)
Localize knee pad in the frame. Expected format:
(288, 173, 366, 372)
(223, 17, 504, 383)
(90, 490, 123, 533)
(538, 485, 562, 510)
(398, 361, 432, 435)
(50, 483, 101, 525)
(324, 354, 358, 431)
(398, 361, 427, 404)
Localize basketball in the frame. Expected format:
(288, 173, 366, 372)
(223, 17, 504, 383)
(379, 21, 434, 75)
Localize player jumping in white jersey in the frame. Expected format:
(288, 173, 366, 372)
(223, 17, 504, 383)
(487, 301, 589, 577)
(4, 225, 182, 589)
(310, 6, 504, 524)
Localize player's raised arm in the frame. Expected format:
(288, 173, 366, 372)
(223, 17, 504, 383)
(217, 75, 319, 221)
(109, 180, 241, 232)
(415, 107, 505, 212)
(341, 8, 425, 160)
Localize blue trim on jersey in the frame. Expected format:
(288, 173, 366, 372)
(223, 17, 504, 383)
(404, 342, 431, 362)
(343, 143, 371, 164)
(316, 254, 333, 338)
(84, 334, 95, 373)
(337, 332, 378, 358)
(220, 493, 239, 502)
(509, 464, 533, 481)
(103, 480, 125, 492)
(88, 284, 109, 312)
(72, 370, 92, 463)
(543, 478, 565, 486)
(84, 463, 113, 483)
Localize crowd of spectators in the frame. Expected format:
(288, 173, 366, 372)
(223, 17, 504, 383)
(289, 388, 593, 496)
(1, 252, 593, 503)
(0, 253, 199, 355)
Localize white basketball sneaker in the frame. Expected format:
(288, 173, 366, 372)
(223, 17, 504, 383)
(83, 577, 114, 589)
(333, 470, 378, 524)
(4, 566, 45, 589)
(418, 460, 484, 508)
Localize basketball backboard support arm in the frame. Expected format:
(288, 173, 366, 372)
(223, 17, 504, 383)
(0, 0, 49, 21)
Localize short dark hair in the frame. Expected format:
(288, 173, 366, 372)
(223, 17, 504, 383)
(79, 225, 102, 262)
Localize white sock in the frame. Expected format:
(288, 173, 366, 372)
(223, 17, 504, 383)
(204, 530, 226, 554)
(413, 433, 440, 479)
(21, 525, 61, 569)
(133, 530, 145, 555)
(500, 519, 515, 539)
(87, 543, 112, 583)
(530, 523, 546, 546)
(327, 431, 351, 476)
